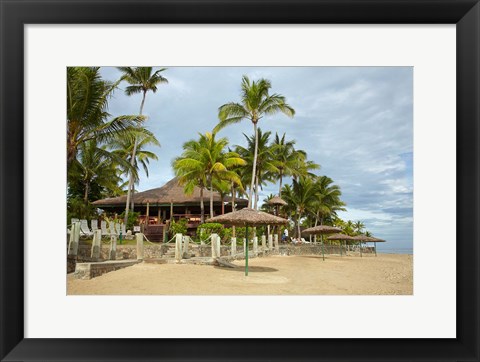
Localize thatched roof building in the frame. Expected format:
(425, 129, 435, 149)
(93, 177, 246, 208)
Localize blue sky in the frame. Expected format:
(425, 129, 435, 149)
(100, 67, 413, 251)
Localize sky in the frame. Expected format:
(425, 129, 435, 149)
(100, 67, 413, 252)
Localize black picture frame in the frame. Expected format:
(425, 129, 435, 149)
(1, 1, 479, 361)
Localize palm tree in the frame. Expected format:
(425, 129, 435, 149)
(117, 66, 168, 224)
(235, 128, 277, 209)
(281, 177, 318, 238)
(353, 220, 365, 234)
(67, 140, 127, 221)
(173, 132, 246, 221)
(216, 76, 295, 208)
(110, 128, 160, 210)
(270, 133, 298, 194)
(67, 67, 144, 165)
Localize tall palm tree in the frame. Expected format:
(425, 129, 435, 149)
(353, 220, 366, 234)
(270, 132, 298, 194)
(110, 128, 160, 210)
(235, 128, 277, 209)
(67, 67, 144, 165)
(117, 66, 168, 224)
(173, 132, 246, 221)
(68, 140, 127, 206)
(281, 177, 318, 238)
(216, 76, 295, 208)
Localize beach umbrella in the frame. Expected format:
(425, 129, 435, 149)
(206, 208, 288, 276)
(353, 235, 385, 257)
(327, 233, 356, 257)
(303, 225, 342, 261)
(267, 196, 288, 238)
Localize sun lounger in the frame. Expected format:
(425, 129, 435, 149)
(101, 220, 110, 238)
(79, 219, 93, 238)
(91, 219, 98, 233)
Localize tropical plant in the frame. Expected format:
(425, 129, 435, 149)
(67, 67, 144, 165)
(173, 132, 246, 222)
(117, 66, 168, 224)
(281, 177, 318, 238)
(235, 128, 277, 209)
(270, 132, 300, 194)
(110, 127, 160, 210)
(216, 76, 295, 208)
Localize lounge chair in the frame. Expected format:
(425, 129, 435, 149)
(115, 223, 121, 236)
(79, 219, 93, 238)
(101, 220, 110, 238)
(109, 221, 118, 238)
(301, 238, 310, 244)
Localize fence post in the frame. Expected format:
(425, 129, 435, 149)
(274, 234, 279, 252)
(261, 235, 266, 252)
(183, 235, 190, 258)
(91, 229, 102, 259)
(175, 233, 182, 261)
(136, 233, 144, 260)
(231, 237, 236, 256)
(216, 234, 221, 257)
(253, 236, 258, 254)
(68, 222, 80, 256)
(110, 233, 117, 260)
(268, 234, 273, 250)
(211, 233, 220, 258)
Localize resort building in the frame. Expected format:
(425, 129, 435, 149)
(92, 177, 248, 241)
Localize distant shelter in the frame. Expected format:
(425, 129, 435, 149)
(92, 177, 248, 241)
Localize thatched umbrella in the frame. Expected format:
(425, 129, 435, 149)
(327, 233, 356, 257)
(206, 208, 288, 276)
(303, 225, 342, 261)
(353, 235, 385, 257)
(267, 196, 288, 239)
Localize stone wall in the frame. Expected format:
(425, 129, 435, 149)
(73, 260, 141, 280)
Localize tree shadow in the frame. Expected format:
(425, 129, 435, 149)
(214, 266, 278, 273)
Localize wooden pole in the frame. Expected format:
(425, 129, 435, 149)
(374, 241, 377, 257)
(321, 234, 325, 261)
(146, 202, 150, 223)
(245, 225, 249, 276)
(157, 208, 161, 225)
(170, 200, 174, 221)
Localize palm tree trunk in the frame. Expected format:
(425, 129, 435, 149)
(221, 194, 225, 215)
(209, 176, 214, 219)
(124, 90, 146, 224)
(253, 168, 260, 210)
(297, 213, 302, 239)
(231, 183, 236, 238)
(84, 180, 90, 205)
(131, 183, 135, 211)
(278, 170, 283, 195)
(248, 122, 259, 208)
(200, 186, 205, 223)
(314, 215, 318, 243)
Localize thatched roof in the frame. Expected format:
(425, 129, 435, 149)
(327, 233, 356, 241)
(92, 177, 248, 207)
(303, 225, 342, 235)
(206, 208, 288, 226)
(353, 235, 386, 242)
(267, 196, 287, 206)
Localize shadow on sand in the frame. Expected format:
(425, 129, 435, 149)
(214, 265, 278, 273)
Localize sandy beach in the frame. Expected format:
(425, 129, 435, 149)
(67, 253, 413, 295)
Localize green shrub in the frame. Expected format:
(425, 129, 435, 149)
(119, 211, 140, 230)
(169, 218, 188, 237)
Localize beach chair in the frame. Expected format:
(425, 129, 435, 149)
(109, 221, 118, 237)
(301, 238, 310, 244)
(79, 219, 93, 238)
(101, 220, 110, 238)
(91, 219, 98, 233)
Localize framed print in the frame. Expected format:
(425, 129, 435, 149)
(0, 0, 479, 361)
